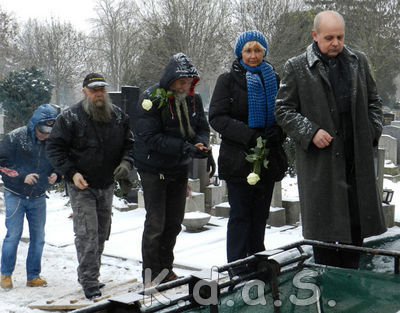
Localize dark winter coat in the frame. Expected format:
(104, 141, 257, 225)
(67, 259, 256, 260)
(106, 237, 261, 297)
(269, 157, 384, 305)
(46, 101, 134, 189)
(133, 53, 210, 175)
(275, 44, 386, 243)
(209, 59, 287, 184)
(0, 104, 59, 197)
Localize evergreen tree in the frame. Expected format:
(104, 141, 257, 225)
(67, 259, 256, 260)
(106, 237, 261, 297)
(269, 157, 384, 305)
(0, 67, 53, 132)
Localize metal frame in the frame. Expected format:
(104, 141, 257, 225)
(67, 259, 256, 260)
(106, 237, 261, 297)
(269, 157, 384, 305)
(71, 239, 400, 313)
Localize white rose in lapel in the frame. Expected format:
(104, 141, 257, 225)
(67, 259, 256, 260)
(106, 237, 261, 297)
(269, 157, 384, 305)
(142, 99, 153, 111)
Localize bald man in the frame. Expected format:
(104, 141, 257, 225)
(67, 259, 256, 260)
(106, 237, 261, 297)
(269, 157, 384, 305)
(275, 10, 386, 268)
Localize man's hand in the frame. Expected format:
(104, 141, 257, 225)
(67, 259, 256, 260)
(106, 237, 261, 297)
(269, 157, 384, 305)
(24, 173, 39, 185)
(48, 173, 58, 185)
(194, 143, 210, 151)
(113, 160, 132, 181)
(73, 173, 89, 190)
(312, 129, 333, 148)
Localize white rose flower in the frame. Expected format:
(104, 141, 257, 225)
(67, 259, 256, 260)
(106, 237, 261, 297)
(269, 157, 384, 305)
(247, 172, 260, 185)
(142, 99, 153, 111)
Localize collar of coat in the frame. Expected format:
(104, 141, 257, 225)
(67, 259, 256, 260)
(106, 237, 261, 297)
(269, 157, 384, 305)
(306, 44, 358, 68)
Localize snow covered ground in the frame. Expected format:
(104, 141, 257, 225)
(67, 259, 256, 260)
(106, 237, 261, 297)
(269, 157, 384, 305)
(0, 175, 399, 312)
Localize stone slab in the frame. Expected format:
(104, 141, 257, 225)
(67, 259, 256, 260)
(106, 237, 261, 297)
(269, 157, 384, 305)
(282, 200, 301, 225)
(267, 207, 286, 227)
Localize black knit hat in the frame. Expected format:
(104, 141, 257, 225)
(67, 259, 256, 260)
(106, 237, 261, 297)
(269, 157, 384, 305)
(82, 73, 109, 88)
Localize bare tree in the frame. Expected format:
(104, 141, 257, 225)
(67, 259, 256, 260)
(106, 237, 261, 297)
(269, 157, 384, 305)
(135, 0, 234, 104)
(0, 6, 19, 78)
(17, 19, 88, 106)
(233, 0, 304, 38)
(89, 0, 142, 91)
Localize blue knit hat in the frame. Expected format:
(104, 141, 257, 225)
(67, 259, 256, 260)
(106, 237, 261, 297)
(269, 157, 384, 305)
(234, 30, 268, 59)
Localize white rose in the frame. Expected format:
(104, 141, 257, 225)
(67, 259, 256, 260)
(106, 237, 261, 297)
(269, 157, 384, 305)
(142, 99, 153, 111)
(247, 172, 260, 185)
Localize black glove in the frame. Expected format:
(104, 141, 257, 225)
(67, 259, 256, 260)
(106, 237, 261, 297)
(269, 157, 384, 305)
(113, 160, 132, 180)
(182, 142, 209, 159)
(206, 150, 216, 178)
(248, 131, 265, 149)
(265, 125, 285, 147)
(119, 178, 134, 194)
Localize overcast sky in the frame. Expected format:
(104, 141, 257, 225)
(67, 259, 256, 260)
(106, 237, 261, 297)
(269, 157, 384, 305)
(1, 0, 98, 32)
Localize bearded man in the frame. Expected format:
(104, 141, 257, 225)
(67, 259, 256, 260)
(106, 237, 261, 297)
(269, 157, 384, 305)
(46, 73, 134, 300)
(133, 53, 210, 286)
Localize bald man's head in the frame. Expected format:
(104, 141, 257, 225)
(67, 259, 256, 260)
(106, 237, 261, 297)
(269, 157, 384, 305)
(312, 10, 345, 57)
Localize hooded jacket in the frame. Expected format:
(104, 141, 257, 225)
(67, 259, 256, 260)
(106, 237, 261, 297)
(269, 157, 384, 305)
(0, 104, 59, 197)
(133, 53, 210, 175)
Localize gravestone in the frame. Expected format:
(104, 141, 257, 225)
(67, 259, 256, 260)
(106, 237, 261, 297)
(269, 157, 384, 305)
(382, 125, 400, 164)
(108, 86, 140, 202)
(379, 135, 397, 164)
(390, 120, 400, 127)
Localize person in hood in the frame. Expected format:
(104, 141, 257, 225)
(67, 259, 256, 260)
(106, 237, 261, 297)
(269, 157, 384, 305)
(275, 11, 386, 268)
(133, 53, 210, 286)
(0, 103, 59, 290)
(46, 73, 134, 300)
(209, 30, 286, 275)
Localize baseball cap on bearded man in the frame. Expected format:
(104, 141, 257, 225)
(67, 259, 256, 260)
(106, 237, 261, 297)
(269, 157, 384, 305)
(36, 120, 55, 134)
(82, 73, 109, 89)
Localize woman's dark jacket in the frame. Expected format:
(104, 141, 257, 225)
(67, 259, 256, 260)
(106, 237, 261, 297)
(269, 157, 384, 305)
(0, 104, 59, 197)
(46, 102, 134, 189)
(209, 59, 286, 184)
(133, 53, 210, 176)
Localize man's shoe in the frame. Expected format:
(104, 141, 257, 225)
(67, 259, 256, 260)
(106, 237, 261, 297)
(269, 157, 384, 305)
(84, 286, 102, 300)
(1, 275, 13, 289)
(162, 270, 180, 283)
(27, 277, 47, 287)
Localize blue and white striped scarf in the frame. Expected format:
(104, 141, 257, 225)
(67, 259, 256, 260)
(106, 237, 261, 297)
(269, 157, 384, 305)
(240, 60, 278, 129)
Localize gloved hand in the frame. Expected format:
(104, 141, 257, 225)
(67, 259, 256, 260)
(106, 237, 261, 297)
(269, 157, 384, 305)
(182, 142, 209, 159)
(206, 150, 216, 178)
(113, 160, 132, 180)
(265, 125, 285, 147)
(119, 179, 134, 194)
(248, 131, 265, 149)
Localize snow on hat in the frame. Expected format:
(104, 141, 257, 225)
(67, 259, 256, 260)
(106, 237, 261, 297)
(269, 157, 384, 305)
(234, 30, 268, 59)
(82, 73, 109, 88)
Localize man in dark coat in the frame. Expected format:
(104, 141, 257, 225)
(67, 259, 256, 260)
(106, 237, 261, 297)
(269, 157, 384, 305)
(46, 73, 134, 299)
(275, 10, 386, 268)
(133, 53, 210, 286)
(0, 104, 59, 289)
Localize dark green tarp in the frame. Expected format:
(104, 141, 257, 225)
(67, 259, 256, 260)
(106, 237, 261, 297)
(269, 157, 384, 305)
(183, 266, 400, 313)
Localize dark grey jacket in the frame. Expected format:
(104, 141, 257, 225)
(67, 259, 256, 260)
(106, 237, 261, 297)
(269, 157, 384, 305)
(275, 44, 386, 243)
(46, 101, 134, 189)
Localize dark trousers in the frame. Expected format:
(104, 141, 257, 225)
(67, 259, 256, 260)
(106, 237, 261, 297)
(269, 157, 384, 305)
(226, 178, 275, 265)
(140, 171, 187, 281)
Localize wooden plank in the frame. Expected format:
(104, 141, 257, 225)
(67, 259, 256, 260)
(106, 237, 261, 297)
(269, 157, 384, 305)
(28, 278, 138, 311)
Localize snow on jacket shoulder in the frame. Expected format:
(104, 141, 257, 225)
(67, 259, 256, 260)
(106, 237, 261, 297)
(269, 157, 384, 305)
(133, 53, 209, 175)
(46, 101, 134, 189)
(0, 104, 58, 197)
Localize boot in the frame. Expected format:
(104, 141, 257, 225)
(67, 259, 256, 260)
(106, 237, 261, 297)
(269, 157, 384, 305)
(84, 286, 102, 300)
(1, 275, 13, 289)
(26, 277, 47, 287)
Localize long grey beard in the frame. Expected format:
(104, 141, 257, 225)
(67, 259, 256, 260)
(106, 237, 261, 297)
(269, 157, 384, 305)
(175, 94, 195, 139)
(82, 94, 113, 123)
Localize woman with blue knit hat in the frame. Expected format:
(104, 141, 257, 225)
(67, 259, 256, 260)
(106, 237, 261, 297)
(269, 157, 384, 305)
(209, 30, 287, 273)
